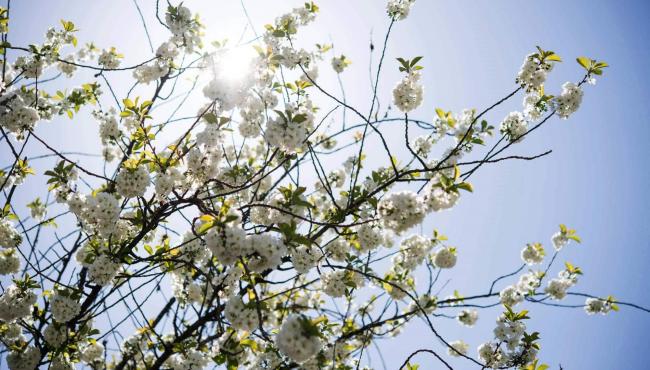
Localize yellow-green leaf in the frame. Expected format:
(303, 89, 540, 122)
(576, 56, 591, 70)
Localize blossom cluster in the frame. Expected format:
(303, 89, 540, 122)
(275, 314, 323, 363)
(50, 288, 81, 323)
(115, 165, 150, 198)
(6, 346, 40, 370)
(544, 265, 580, 300)
(506, 48, 589, 144)
(392, 70, 424, 112)
(0, 219, 22, 249)
(500, 111, 528, 143)
(69, 192, 122, 238)
(377, 191, 426, 233)
(584, 297, 615, 315)
(555, 81, 584, 119)
(224, 295, 259, 331)
(0, 284, 37, 322)
(517, 53, 554, 92)
(386, 0, 417, 20)
(0, 248, 20, 275)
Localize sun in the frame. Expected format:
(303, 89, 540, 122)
(215, 46, 256, 84)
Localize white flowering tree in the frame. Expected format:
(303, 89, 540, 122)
(0, 1, 646, 369)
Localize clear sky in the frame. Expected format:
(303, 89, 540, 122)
(4, 0, 650, 369)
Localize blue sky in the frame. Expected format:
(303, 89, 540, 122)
(4, 0, 650, 369)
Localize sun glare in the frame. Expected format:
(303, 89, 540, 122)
(216, 47, 256, 83)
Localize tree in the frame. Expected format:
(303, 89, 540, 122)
(0, 0, 644, 369)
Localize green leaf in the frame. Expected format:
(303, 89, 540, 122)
(141, 100, 153, 108)
(438, 174, 452, 189)
(546, 54, 562, 62)
(203, 112, 218, 124)
(576, 56, 591, 70)
(410, 56, 423, 67)
(292, 113, 307, 124)
(456, 182, 473, 193)
(406, 362, 419, 370)
(453, 165, 460, 180)
(196, 221, 214, 234)
(568, 235, 582, 243)
(60, 19, 76, 32)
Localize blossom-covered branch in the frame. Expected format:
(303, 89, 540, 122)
(0, 1, 641, 370)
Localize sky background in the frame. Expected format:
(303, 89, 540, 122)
(3, 0, 650, 369)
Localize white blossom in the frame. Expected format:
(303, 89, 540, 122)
(50, 289, 81, 323)
(205, 225, 247, 266)
(115, 165, 150, 198)
(423, 183, 460, 212)
(331, 55, 351, 73)
(377, 191, 426, 234)
(500, 285, 525, 307)
(44, 324, 67, 348)
(0, 284, 37, 322)
(457, 309, 478, 327)
(168, 348, 210, 370)
(555, 82, 583, 119)
(88, 254, 121, 286)
(448, 340, 469, 357)
(392, 71, 423, 112)
(500, 111, 527, 143)
(520, 243, 545, 265)
(584, 297, 613, 315)
(276, 314, 322, 363)
(0, 248, 21, 274)
(434, 246, 457, 269)
(98, 48, 122, 69)
(225, 295, 259, 331)
(544, 278, 571, 300)
(57, 55, 77, 77)
(386, 0, 416, 20)
(133, 61, 169, 84)
(292, 245, 321, 274)
(7, 346, 40, 370)
(80, 341, 105, 364)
